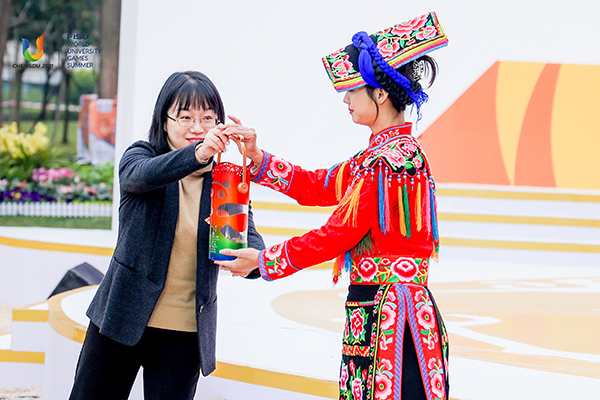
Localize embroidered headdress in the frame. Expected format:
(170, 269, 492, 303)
(322, 11, 448, 116)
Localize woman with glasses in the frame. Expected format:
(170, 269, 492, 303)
(218, 12, 449, 400)
(69, 71, 265, 400)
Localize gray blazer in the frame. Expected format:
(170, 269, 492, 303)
(87, 140, 265, 376)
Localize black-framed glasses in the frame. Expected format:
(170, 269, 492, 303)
(167, 115, 219, 129)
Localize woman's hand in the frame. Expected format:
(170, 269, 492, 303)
(215, 248, 260, 277)
(221, 116, 264, 167)
(195, 125, 230, 161)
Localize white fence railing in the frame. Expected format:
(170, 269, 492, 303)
(0, 202, 112, 218)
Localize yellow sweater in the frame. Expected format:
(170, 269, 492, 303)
(147, 162, 211, 332)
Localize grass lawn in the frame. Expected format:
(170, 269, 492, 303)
(0, 215, 111, 229)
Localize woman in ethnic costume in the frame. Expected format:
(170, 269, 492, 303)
(218, 12, 449, 400)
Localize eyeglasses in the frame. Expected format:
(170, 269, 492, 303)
(167, 115, 220, 129)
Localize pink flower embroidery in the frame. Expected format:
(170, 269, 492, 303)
(273, 257, 288, 276)
(352, 378, 363, 400)
(431, 371, 445, 398)
(414, 289, 426, 303)
(379, 358, 393, 372)
(401, 141, 418, 153)
(350, 309, 365, 338)
(427, 336, 437, 350)
(377, 38, 400, 58)
(357, 258, 378, 281)
(379, 258, 391, 266)
(385, 149, 407, 168)
(380, 303, 396, 330)
(416, 305, 436, 330)
(391, 258, 418, 282)
(268, 157, 292, 178)
(374, 372, 393, 399)
(265, 244, 282, 260)
(386, 288, 397, 302)
(428, 357, 441, 371)
(379, 333, 389, 350)
(413, 156, 423, 168)
(344, 320, 350, 339)
(332, 56, 353, 78)
(390, 24, 413, 38)
(405, 15, 429, 31)
(340, 363, 349, 389)
(330, 47, 345, 59)
(416, 25, 437, 40)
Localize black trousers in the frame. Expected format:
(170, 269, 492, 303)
(69, 322, 201, 400)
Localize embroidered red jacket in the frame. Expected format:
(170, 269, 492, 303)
(251, 123, 439, 282)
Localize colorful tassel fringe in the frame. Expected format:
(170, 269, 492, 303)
(332, 249, 353, 284)
(430, 184, 439, 243)
(335, 162, 347, 201)
(336, 178, 364, 227)
(398, 183, 407, 237)
(402, 181, 412, 238)
(416, 178, 422, 231)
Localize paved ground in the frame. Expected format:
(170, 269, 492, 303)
(0, 386, 42, 399)
(0, 304, 43, 399)
(0, 303, 11, 335)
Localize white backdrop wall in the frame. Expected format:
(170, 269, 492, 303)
(113, 0, 600, 226)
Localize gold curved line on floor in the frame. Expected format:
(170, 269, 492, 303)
(437, 213, 600, 227)
(0, 349, 44, 364)
(0, 236, 114, 256)
(12, 309, 49, 322)
(48, 286, 93, 344)
(257, 227, 600, 253)
(436, 188, 600, 202)
(441, 238, 600, 253)
(213, 361, 338, 399)
(252, 202, 599, 227)
(252, 201, 336, 213)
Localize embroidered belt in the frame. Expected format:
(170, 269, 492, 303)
(350, 255, 429, 285)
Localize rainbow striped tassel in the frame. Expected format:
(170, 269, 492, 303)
(332, 250, 353, 284)
(398, 183, 407, 237)
(384, 170, 391, 233)
(378, 166, 391, 234)
(378, 167, 385, 233)
(333, 255, 342, 284)
(403, 181, 412, 238)
(416, 179, 422, 231)
(344, 249, 353, 272)
(430, 184, 439, 244)
(423, 176, 432, 234)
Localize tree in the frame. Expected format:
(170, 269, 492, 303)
(0, 0, 12, 127)
(98, 0, 120, 99)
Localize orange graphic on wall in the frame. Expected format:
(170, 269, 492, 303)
(419, 61, 600, 190)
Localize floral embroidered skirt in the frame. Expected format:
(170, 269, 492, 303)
(340, 284, 449, 400)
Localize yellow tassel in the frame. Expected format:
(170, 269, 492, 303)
(416, 181, 422, 231)
(398, 185, 407, 236)
(335, 162, 347, 201)
(336, 179, 364, 227)
(332, 256, 342, 284)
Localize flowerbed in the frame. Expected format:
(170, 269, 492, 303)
(0, 122, 113, 217)
(0, 165, 113, 204)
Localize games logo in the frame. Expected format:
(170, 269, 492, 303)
(22, 33, 45, 62)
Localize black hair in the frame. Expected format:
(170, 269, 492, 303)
(148, 71, 225, 155)
(366, 55, 438, 114)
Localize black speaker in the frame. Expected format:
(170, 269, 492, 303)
(48, 262, 104, 299)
